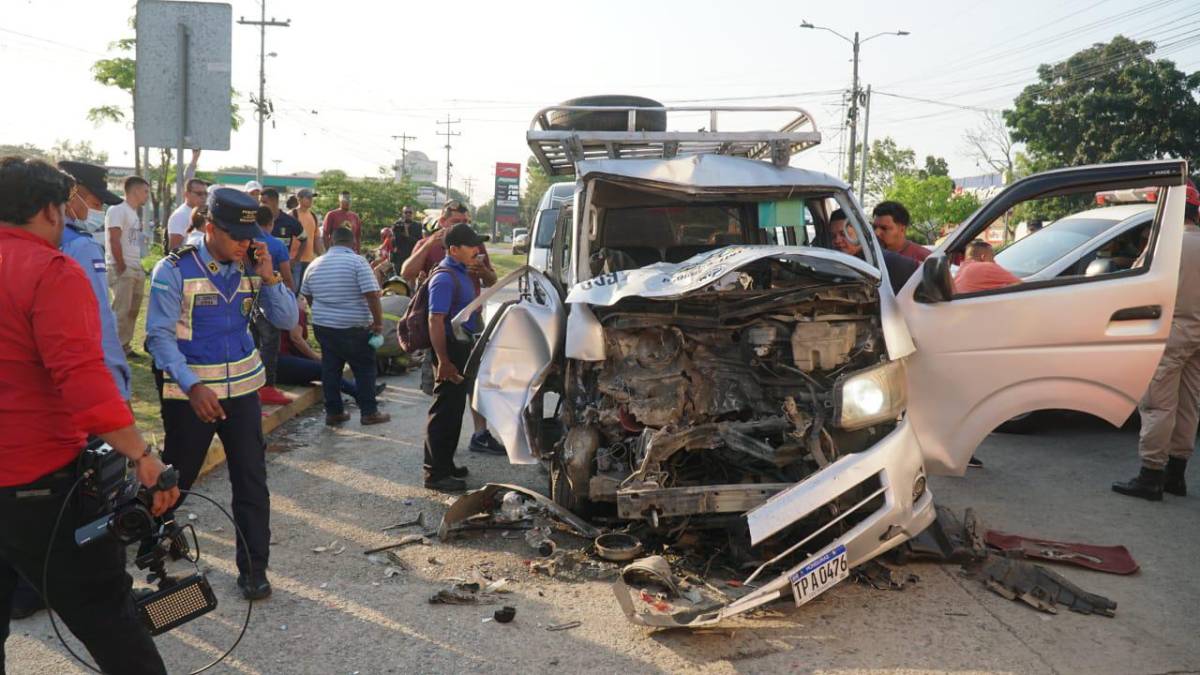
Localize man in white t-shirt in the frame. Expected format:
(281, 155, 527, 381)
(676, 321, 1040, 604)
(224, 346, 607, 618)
(106, 175, 151, 356)
(166, 178, 209, 251)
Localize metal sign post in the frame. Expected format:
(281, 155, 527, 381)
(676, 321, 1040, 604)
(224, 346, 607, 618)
(175, 24, 190, 204)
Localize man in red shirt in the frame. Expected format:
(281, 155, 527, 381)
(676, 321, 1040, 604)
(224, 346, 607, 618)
(954, 239, 1022, 294)
(872, 201, 931, 263)
(0, 157, 177, 674)
(322, 191, 362, 252)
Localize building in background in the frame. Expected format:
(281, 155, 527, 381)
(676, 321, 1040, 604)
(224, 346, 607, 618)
(394, 151, 438, 184)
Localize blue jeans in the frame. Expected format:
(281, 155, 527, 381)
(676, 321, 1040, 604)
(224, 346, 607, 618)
(313, 325, 378, 417)
(276, 354, 357, 396)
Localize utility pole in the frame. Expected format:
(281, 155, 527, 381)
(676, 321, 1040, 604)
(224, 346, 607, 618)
(858, 85, 872, 199)
(436, 115, 461, 205)
(463, 176, 475, 206)
(391, 133, 417, 181)
(800, 21, 908, 189)
(238, 3, 290, 183)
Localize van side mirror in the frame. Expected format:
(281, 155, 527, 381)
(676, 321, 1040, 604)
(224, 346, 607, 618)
(915, 255, 954, 303)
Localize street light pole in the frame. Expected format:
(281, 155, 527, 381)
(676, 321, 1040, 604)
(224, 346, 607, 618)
(800, 21, 908, 191)
(238, 2, 290, 183)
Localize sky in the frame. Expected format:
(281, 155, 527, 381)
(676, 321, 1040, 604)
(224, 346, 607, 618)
(2, 0, 1198, 204)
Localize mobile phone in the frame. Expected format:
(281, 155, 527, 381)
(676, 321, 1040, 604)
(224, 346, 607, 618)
(247, 244, 259, 265)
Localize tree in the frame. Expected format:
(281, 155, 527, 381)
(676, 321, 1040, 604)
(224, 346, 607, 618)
(48, 139, 109, 165)
(0, 144, 48, 160)
(963, 111, 1017, 181)
(918, 155, 949, 179)
(475, 198, 495, 230)
(313, 171, 419, 246)
(521, 156, 571, 226)
(850, 137, 917, 204)
(1004, 35, 1200, 168)
(884, 175, 981, 244)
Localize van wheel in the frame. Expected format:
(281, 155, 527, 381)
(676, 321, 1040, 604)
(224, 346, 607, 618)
(547, 95, 667, 132)
(549, 456, 592, 517)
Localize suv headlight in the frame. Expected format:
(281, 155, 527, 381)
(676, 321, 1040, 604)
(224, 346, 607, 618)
(834, 359, 907, 430)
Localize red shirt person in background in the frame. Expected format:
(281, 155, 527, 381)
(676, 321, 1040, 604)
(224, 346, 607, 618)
(954, 239, 1022, 294)
(0, 156, 177, 673)
(322, 191, 362, 252)
(873, 200, 931, 264)
(399, 200, 497, 291)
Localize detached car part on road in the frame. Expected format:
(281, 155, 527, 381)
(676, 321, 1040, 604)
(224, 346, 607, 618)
(451, 100, 1189, 626)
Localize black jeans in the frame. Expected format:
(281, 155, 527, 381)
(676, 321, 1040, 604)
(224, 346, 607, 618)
(0, 463, 166, 674)
(252, 312, 281, 387)
(313, 325, 379, 417)
(159, 388, 270, 578)
(276, 354, 357, 396)
(423, 340, 473, 480)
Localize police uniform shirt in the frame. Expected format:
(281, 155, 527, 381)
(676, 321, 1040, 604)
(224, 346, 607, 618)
(61, 219, 132, 398)
(145, 240, 297, 394)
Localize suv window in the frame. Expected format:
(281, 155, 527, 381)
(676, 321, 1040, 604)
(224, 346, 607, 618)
(534, 208, 559, 248)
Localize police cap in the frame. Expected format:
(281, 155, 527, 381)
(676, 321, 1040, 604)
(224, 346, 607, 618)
(57, 161, 122, 205)
(206, 187, 260, 240)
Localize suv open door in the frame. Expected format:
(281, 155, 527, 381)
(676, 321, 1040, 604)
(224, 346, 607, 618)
(898, 160, 1189, 474)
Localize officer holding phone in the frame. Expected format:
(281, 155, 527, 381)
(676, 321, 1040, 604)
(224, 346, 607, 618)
(145, 188, 297, 600)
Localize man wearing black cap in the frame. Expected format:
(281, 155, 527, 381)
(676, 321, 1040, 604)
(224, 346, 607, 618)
(145, 187, 298, 599)
(423, 222, 490, 491)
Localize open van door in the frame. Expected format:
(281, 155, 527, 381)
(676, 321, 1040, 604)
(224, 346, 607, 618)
(453, 267, 564, 464)
(897, 160, 1188, 475)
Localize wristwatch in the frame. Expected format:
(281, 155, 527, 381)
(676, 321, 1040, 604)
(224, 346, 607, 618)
(133, 442, 160, 465)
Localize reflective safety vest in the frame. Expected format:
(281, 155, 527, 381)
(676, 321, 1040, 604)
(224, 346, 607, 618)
(161, 247, 265, 400)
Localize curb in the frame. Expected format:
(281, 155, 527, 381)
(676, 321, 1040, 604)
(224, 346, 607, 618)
(197, 384, 323, 477)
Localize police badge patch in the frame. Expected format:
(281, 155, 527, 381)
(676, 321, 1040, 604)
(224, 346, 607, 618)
(207, 260, 220, 274)
(242, 297, 254, 315)
(195, 293, 220, 307)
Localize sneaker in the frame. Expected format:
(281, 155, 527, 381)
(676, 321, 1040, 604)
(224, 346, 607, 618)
(259, 386, 292, 406)
(325, 412, 351, 426)
(452, 464, 469, 478)
(424, 475, 467, 492)
(236, 573, 272, 601)
(968, 456, 983, 468)
(362, 412, 391, 426)
(468, 431, 506, 455)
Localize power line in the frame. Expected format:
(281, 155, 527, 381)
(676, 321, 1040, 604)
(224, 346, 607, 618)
(436, 115, 461, 202)
(237, 1, 291, 182)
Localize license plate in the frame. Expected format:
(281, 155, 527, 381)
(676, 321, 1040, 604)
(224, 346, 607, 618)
(789, 544, 849, 607)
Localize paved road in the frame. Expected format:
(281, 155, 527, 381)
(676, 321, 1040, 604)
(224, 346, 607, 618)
(7, 389, 1198, 673)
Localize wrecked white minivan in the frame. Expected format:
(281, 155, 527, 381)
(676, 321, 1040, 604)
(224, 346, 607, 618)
(452, 101, 1189, 626)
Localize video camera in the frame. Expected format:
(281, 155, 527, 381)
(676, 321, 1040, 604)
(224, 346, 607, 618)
(72, 441, 218, 636)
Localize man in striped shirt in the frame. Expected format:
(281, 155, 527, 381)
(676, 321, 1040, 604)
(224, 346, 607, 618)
(300, 227, 390, 426)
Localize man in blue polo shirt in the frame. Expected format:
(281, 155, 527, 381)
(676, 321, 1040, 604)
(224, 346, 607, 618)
(422, 222, 488, 491)
(253, 206, 294, 406)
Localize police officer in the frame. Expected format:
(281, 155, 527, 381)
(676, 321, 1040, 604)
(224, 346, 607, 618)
(59, 161, 133, 400)
(145, 188, 297, 599)
(1113, 181, 1200, 500)
(0, 155, 176, 673)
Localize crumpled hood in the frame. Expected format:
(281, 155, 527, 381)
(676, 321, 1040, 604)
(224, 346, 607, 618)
(566, 245, 881, 307)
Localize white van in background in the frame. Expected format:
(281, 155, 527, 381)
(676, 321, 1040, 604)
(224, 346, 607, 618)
(527, 181, 574, 272)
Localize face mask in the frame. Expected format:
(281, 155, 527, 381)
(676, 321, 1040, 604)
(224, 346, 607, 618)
(85, 208, 105, 232)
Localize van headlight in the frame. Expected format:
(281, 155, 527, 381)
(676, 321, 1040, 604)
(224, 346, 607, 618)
(834, 360, 907, 430)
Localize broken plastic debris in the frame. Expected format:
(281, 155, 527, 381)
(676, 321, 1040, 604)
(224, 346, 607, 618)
(312, 539, 340, 553)
(429, 582, 497, 605)
(484, 579, 513, 594)
(383, 567, 403, 578)
(546, 621, 581, 632)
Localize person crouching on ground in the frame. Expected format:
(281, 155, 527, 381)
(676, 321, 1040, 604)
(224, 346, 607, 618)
(422, 223, 490, 492)
(300, 227, 390, 427)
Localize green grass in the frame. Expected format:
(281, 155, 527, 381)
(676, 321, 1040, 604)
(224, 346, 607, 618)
(130, 249, 162, 436)
(489, 253, 525, 278)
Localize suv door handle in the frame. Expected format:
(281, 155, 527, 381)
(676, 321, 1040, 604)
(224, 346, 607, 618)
(1111, 305, 1162, 321)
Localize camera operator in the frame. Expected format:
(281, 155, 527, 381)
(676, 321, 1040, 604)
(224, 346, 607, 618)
(0, 156, 178, 674)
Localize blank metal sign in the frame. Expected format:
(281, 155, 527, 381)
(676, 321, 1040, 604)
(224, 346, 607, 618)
(134, 0, 232, 151)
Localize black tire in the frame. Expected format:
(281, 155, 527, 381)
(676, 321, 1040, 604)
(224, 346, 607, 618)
(549, 456, 592, 517)
(547, 95, 667, 132)
(995, 411, 1043, 434)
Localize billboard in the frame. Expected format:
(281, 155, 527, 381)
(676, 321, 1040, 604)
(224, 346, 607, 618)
(134, 0, 233, 150)
(494, 162, 521, 224)
(396, 150, 438, 183)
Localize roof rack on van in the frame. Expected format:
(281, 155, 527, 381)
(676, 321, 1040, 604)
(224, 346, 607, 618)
(527, 105, 821, 176)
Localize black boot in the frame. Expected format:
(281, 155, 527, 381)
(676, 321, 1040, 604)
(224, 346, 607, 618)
(1164, 457, 1187, 496)
(1112, 466, 1165, 501)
